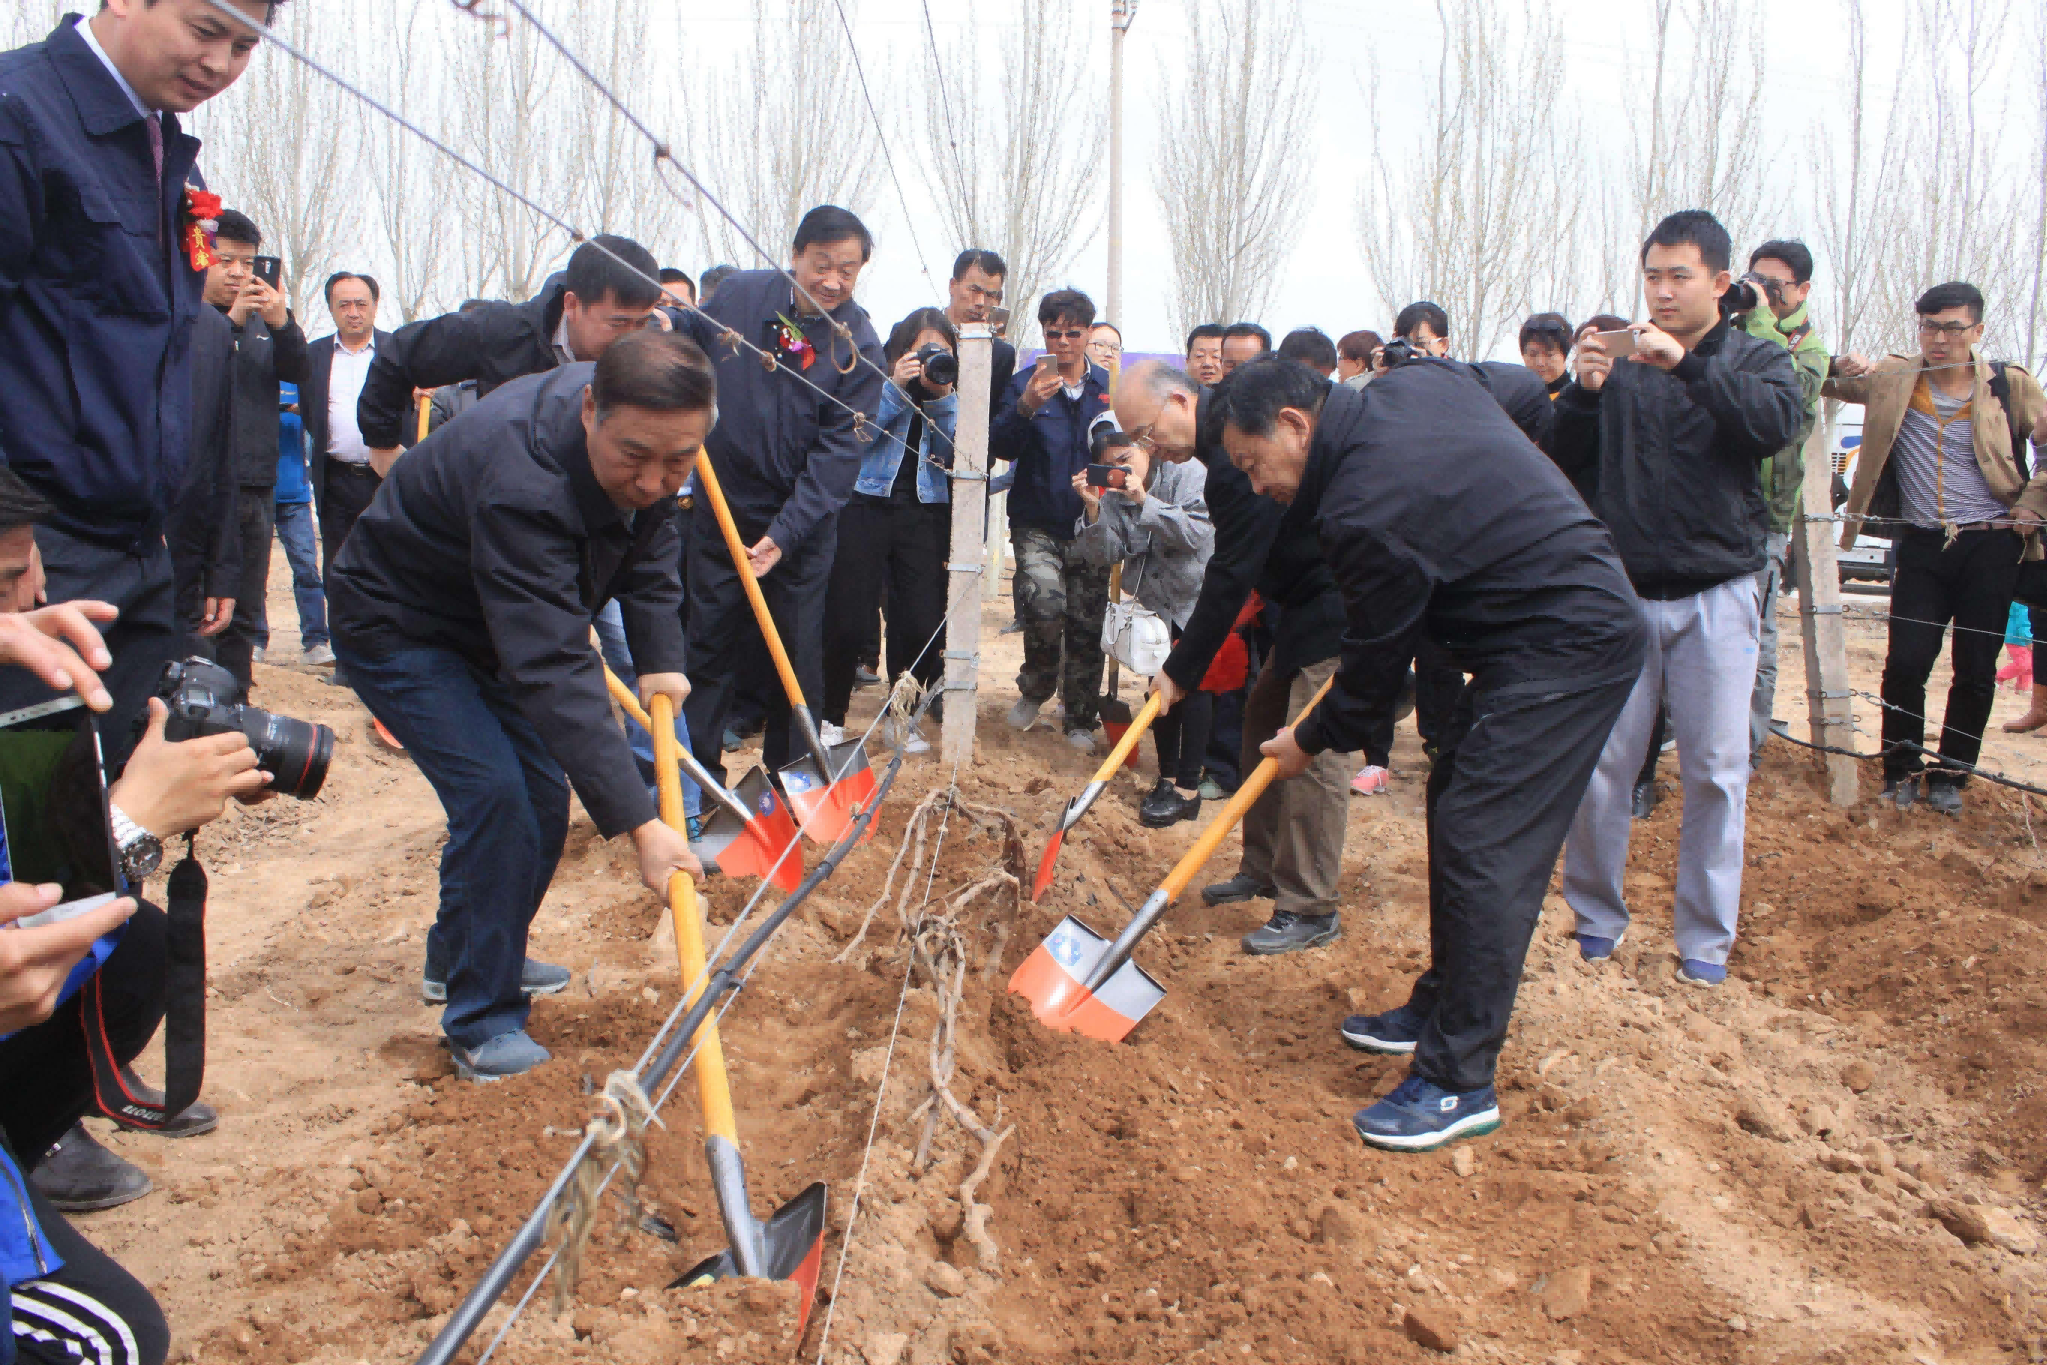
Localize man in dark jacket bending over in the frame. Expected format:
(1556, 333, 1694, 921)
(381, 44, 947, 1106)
(327, 332, 703, 1081)
(1225, 356, 1645, 1151)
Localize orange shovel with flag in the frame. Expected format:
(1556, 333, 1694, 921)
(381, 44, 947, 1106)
(1030, 690, 1162, 901)
(1010, 676, 1333, 1043)
(691, 455, 873, 846)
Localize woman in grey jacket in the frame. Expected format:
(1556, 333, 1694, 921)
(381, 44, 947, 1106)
(1073, 430, 1216, 825)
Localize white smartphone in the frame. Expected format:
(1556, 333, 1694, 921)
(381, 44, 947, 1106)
(0, 696, 122, 930)
(1590, 328, 1637, 360)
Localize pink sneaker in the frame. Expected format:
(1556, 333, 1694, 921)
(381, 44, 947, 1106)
(1350, 764, 1389, 796)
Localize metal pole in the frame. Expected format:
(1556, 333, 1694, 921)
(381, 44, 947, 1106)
(1789, 416, 1860, 806)
(1106, 0, 1137, 326)
(944, 324, 994, 767)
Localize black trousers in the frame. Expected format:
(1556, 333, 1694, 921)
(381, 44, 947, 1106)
(316, 462, 382, 581)
(0, 531, 179, 773)
(213, 491, 274, 694)
(1205, 686, 1245, 789)
(1413, 636, 1466, 752)
(1403, 669, 1639, 1091)
(684, 506, 835, 782)
(820, 496, 948, 725)
(1152, 626, 1214, 788)
(1881, 526, 2023, 782)
(9, 1179, 170, 1364)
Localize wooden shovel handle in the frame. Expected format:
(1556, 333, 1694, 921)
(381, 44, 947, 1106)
(415, 391, 432, 445)
(1156, 675, 1334, 903)
(692, 454, 809, 713)
(1088, 691, 1163, 784)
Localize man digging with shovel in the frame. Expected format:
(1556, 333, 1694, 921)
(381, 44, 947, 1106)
(1218, 356, 1645, 1151)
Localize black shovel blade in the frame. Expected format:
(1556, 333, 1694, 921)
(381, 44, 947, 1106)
(671, 1182, 830, 1339)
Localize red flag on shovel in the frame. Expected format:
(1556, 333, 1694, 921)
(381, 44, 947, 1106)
(1010, 677, 1333, 1043)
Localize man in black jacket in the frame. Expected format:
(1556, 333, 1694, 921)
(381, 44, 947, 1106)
(1221, 355, 1644, 1151)
(168, 305, 240, 659)
(673, 206, 885, 779)
(326, 332, 703, 1081)
(194, 209, 307, 693)
(1113, 360, 1357, 954)
(945, 248, 1016, 429)
(1551, 210, 1805, 988)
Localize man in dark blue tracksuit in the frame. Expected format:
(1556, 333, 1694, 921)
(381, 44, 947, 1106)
(991, 288, 1117, 749)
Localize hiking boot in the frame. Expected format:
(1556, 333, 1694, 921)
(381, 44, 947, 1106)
(1007, 697, 1045, 731)
(108, 1065, 219, 1137)
(30, 1124, 152, 1212)
(302, 643, 335, 666)
(1925, 776, 1964, 817)
(1575, 931, 1623, 962)
(1882, 776, 1919, 810)
(1350, 764, 1389, 796)
(1201, 874, 1275, 906)
(1065, 728, 1097, 754)
(852, 664, 883, 690)
(1240, 910, 1338, 955)
(1138, 779, 1200, 828)
(1678, 958, 1727, 987)
(452, 1030, 552, 1082)
(423, 956, 572, 1005)
(1340, 1003, 1424, 1054)
(1353, 1074, 1501, 1152)
(1630, 780, 1660, 819)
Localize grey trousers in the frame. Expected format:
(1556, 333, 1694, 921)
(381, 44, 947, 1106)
(1563, 575, 1762, 966)
(1749, 529, 1789, 759)
(1240, 656, 1355, 918)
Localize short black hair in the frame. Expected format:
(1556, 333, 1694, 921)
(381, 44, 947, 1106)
(1518, 312, 1574, 354)
(213, 209, 261, 250)
(884, 306, 957, 368)
(590, 331, 716, 420)
(1208, 354, 1329, 439)
(0, 466, 50, 539)
(700, 265, 738, 301)
(953, 249, 1008, 280)
(565, 234, 662, 310)
(1749, 239, 1813, 285)
(1916, 280, 1985, 323)
(1641, 208, 1731, 272)
(794, 205, 873, 262)
(1039, 288, 1097, 329)
(1090, 427, 1136, 461)
(1277, 327, 1338, 374)
(1185, 323, 1225, 353)
(1395, 301, 1449, 341)
(324, 271, 379, 304)
(1337, 330, 1381, 365)
(1221, 322, 1272, 352)
(659, 267, 695, 291)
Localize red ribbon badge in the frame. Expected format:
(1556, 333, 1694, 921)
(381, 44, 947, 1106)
(181, 188, 223, 273)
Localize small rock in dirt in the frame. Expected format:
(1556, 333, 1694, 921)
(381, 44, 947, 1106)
(1928, 1198, 1993, 1246)
(1451, 1148, 1476, 1178)
(861, 1331, 910, 1365)
(1841, 1059, 1876, 1093)
(1734, 1096, 1794, 1143)
(1983, 1208, 2038, 1256)
(925, 1262, 968, 1298)
(1315, 1204, 1366, 1245)
(356, 1189, 383, 1215)
(1822, 1152, 1866, 1175)
(1402, 1303, 1460, 1352)
(1541, 1266, 1592, 1320)
(929, 1206, 964, 1243)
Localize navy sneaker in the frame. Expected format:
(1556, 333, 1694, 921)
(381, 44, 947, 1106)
(452, 1029, 552, 1082)
(1678, 958, 1727, 987)
(422, 956, 573, 1005)
(1339, 1004, 1424, 1054)
(1353, 1074, 1501, 1151)
(1575, 931, 1622, 961)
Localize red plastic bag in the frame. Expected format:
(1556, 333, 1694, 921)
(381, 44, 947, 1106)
(1199, 592, 1263, 693)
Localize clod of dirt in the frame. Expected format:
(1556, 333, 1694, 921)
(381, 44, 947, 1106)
(1314, 1204, 1366, 1245)
(1841, 1059, 1876, 1093)
(1450, 1147, 1477, 1178)
(1734, 1094, 1795, 1142)
(1541, 1266, 1593, 1321)
(1982, 1207, 2039, 1256)
(862, 1330, 910, 1365)
(1402, 1302, 1461, 1352)
(1929, 1198, 1993, 1245)
(926, 1262, 968, 1298)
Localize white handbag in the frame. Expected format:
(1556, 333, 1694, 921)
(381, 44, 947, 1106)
(1101, 594, 1171, 676)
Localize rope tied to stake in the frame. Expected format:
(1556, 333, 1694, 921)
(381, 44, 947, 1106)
(546, 1070, 663, 1313)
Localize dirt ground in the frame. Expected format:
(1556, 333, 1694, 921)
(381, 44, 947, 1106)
(78, 556, 2047, 1365)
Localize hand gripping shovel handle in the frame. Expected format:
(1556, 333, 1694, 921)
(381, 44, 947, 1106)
(603, 668, 756, 828)
(690, 453, 832, 775)
(1031, 691, 1164, 901)
(1080, 676, 1334, 993)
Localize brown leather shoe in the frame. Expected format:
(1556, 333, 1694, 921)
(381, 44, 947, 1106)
(2005, 684, 2047, 732)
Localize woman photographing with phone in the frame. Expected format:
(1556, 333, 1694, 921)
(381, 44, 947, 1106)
(820, 309, 961, 753)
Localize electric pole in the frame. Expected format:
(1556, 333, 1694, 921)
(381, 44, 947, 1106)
(1107, 0, 1139, 329)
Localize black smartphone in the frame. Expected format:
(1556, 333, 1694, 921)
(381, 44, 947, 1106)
(0, 697, 121, 928)
(1085, 463, 1128, 490)
(252, 255, 282, 289)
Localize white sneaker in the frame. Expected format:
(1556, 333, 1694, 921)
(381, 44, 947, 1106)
(1065, 728, 1096, 753)
(250, 646, 267, 664)
(1007, 698, 1044, 731)
(819, 720, 847, 746)
(302, 643, 335, 666)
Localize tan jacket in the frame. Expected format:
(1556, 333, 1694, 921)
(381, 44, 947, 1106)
(1824, 350, 2047, 549)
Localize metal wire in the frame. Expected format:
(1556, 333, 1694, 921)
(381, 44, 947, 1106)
(918, 0, 974, 224)
(827, 0, 943, 295)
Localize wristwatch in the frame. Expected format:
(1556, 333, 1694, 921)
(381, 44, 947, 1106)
(109, 803, 163, 885)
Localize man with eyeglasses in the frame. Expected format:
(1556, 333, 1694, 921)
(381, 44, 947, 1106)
(1829, 281, 2047, 812)
(992, 288, 1117, 750)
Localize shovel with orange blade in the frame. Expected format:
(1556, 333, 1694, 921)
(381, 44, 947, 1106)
(649, 695, 828, 1335)
(603, 669, 802, 895)
(1010, 676, 1333, 1043)
(692, 455, 873, 845)
(1030, 690, 1163, 901)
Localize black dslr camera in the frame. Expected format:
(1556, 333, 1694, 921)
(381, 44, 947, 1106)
(1377, 335, 1427, 370)
(1721, 273, 1784, 319)
(914, 342, 958, 388)
(156, 658, 334, 799)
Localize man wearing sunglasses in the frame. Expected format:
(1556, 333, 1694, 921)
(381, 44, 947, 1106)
(1829, 281, 2047, 813)
(992, 289, 1117, 751)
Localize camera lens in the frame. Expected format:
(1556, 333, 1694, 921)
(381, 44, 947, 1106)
(917, 343, 958, 388)
(239, 708, 335, 800)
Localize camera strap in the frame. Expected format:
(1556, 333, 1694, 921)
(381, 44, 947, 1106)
(83, 838, 207, 1129)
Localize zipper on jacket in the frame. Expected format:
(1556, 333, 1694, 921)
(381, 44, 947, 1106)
(2, 1157, 48, 1276)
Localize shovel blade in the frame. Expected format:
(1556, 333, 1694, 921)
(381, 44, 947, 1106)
(1006, 916, 1166, 1044)
(1099, 721, 1141, 773)
(671, 1182, 830, 1340)
(694, 766, 802, 893)
(779, 741, 877, 846)
(1028, 827, 1066, 903)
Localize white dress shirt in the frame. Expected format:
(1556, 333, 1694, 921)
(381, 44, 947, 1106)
(327, 337, 378, 464)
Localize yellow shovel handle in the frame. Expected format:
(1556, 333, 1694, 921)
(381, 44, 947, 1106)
(692, 454, 810, 713)
(415, 391, 432, 445)
(1157, 675, 1334, 903)
(652, 693, 739, 1145)
(604, 666, 654, 733)
(1088, 691, 1163, 784)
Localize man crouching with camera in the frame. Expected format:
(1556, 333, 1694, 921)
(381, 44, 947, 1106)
(327, 330, 704, 1082)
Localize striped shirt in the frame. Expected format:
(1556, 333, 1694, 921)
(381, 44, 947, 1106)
(1893, 378, 2005, 528)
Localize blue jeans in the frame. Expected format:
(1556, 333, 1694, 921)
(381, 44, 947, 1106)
(333, 640, 569, 1047)
(262, 499, 328, 650)
(593, 600, 700, 817)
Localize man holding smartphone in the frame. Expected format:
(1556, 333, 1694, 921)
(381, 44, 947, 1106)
(195, 209, 306, 696)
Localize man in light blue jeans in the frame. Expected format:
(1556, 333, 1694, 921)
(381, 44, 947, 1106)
(594, 597, 700, 823)
(258, 380, 332, 663)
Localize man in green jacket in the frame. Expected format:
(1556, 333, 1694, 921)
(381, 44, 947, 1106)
(1738, 239, 1829, 765)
